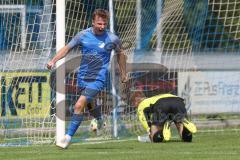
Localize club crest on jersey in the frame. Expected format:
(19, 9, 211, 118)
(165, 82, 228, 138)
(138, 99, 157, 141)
(104, 42, 116, 51)
(98, 42, 105, 48)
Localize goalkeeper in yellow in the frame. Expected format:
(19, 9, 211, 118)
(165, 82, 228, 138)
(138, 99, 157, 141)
(132, 91, 197, 143)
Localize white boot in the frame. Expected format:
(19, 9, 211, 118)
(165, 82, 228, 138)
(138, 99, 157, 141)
(56, 135, 71, 149)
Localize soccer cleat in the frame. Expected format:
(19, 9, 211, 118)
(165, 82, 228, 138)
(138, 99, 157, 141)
(163, 121, 171, 141)
(183, 119, 197, 133)
(56, 135, 71, 149)
(182, 126, 193, 142)
(89, 118, 98, 132)
(90, 118, 106, 135)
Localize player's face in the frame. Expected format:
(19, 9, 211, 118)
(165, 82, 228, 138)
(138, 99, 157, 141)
(92, 15, 108, 35)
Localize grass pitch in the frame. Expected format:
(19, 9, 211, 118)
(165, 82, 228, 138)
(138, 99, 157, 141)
(0, 130, 239, 160)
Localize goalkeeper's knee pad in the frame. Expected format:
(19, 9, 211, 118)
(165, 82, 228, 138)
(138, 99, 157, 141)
(182, 126, 192, 142)
(152, 131, 163, 143)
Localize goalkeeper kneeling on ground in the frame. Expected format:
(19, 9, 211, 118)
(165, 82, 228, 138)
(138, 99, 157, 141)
(131, 91, 197, 143)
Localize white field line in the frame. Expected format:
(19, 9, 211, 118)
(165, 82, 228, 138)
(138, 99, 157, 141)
(73, 138, 136, 145)
(197, 128, 240, 133)
(72, 128, 240, 145)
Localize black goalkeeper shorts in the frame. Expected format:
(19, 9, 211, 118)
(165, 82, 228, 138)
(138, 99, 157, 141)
(151, 97, 187, 126)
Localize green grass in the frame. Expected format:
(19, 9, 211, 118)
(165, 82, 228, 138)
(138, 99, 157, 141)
(0, 131, 240, 160)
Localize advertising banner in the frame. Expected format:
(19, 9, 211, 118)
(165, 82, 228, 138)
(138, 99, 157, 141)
(0, 72, 51, 118)
(178, 71, 240, 114)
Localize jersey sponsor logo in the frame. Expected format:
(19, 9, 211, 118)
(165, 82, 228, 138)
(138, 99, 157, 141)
(0, 72, 51, 118)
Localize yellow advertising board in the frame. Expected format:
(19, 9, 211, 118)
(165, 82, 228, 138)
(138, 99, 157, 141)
(0, 72, 51, 118)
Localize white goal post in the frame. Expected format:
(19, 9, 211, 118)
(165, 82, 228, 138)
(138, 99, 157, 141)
(0, 5, 26, 50)
(56, 0, 66, 145)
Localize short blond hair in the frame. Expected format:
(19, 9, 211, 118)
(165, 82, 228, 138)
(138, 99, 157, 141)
(92, 9, 109, 20)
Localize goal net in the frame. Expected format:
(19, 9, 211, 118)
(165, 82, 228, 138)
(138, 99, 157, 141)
(124, 0, 240, 136)
(116, 0, 240, 137)
(0, 0, 240, 146)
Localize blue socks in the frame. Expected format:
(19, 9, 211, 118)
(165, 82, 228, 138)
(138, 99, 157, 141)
(66, 104, 102, 137)
(66, 113, 84, 136)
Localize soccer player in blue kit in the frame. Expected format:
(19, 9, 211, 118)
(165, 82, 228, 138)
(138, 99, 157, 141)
(47, 9, 127, 148)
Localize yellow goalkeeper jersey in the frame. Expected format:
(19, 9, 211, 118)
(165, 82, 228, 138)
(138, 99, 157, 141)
(137, 93, 178, 132)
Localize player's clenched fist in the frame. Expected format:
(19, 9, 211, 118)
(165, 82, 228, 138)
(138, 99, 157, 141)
(47, 61, 55, 70)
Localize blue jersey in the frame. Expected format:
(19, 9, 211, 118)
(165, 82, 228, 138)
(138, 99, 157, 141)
(67, 27, 121, 84)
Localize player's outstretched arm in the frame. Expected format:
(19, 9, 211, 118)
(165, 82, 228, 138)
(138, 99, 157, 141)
(117, 49, 127, 83)
(47, 45, 71, 70)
